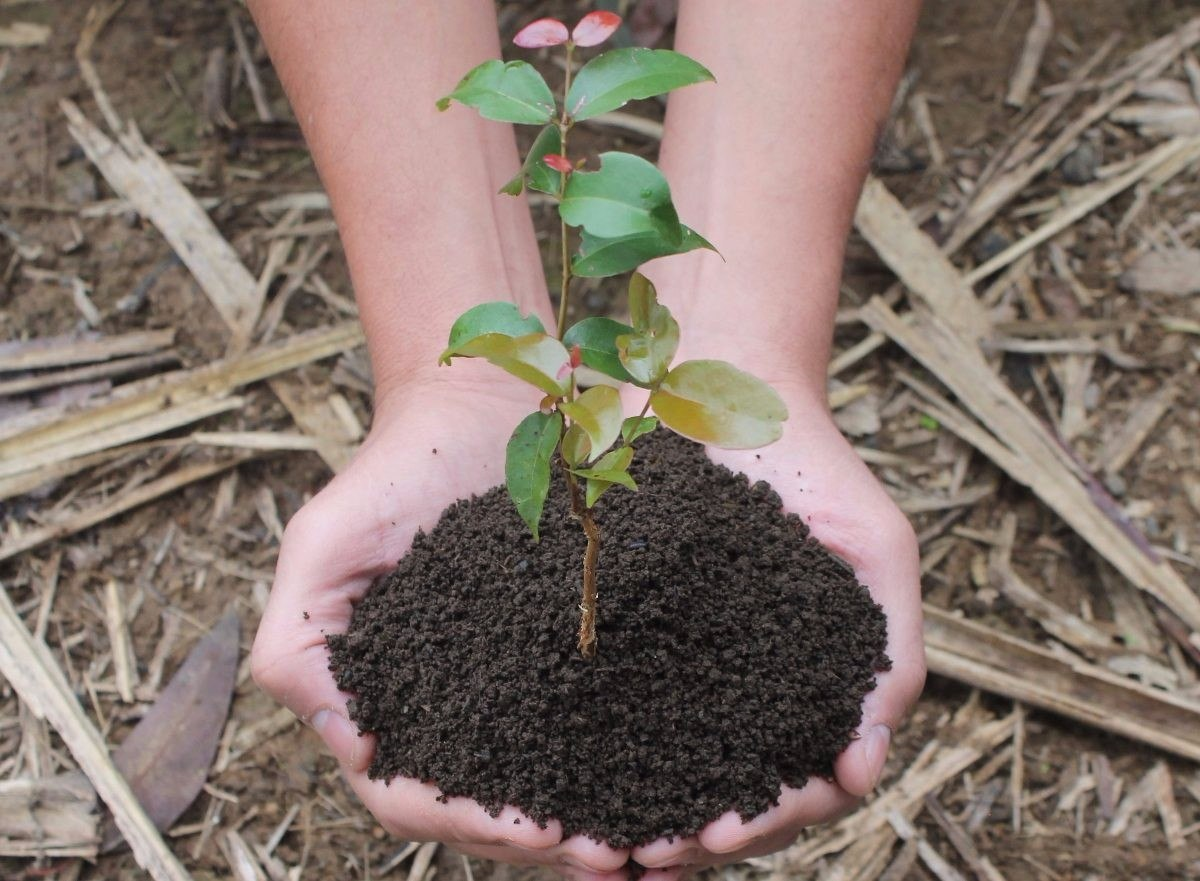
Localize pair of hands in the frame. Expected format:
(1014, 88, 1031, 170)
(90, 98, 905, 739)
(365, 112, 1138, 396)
(251, 337, 926, 881)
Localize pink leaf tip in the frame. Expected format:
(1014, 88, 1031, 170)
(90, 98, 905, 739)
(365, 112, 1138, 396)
(513, 18, 569, 48)
(572, 11, 622, 47)
(543, 153, 574, 174)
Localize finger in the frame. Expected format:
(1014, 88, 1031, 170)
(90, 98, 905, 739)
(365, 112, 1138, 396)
(448, 802, 563, 851)
(833, 514, 926, 797)
(696, 781, 857, 855)
(558, 834, 631, 873)
(349, 774, 565, 851)
(631, 835, 701, 868)
(251, 451, 414, 764)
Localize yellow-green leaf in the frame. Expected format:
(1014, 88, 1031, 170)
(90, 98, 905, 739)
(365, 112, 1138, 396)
(620, 415, 657, 444)
(558, 386, 622, 461)
(449, 332, 571, 396)
(650, 360, 788, 449)
(439, 302, 546, 364)
(561, 423, 591, 467)
(628, 272, 656, 331)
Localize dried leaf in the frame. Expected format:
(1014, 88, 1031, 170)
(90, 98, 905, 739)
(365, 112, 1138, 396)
(103, 609, 240, 850)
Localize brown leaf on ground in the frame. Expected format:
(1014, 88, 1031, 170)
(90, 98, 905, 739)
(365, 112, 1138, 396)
(102, 609, 240, 850)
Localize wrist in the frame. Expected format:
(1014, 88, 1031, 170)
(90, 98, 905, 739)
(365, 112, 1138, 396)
(644, 258, 836, 407)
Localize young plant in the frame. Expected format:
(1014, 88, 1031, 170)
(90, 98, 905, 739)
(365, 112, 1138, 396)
(438, 11, 788, 659)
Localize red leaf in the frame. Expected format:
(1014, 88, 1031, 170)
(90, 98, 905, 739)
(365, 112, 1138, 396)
(569, 344, 583, 369)
(513, 17, 569, 48)
(543, 153, 574, 174)
(572, 11, 622, 47)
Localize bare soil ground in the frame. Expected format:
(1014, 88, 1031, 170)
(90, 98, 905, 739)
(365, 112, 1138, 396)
(2, 1, 1200, 880)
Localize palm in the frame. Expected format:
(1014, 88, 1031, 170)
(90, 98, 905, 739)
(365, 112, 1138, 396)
(632, 404, 926, 869)
(252, 371, 631, 872)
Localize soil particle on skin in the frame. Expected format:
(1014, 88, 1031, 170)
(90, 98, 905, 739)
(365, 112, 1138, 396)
(328, 432, 889, 848)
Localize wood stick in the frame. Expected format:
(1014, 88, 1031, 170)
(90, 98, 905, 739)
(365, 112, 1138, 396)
(0, 586, 192, 881)
(924, 606, 1200, 762)
(0, 455, 252, 563)
(784, 712, 1017, 866)
(855, 177, 991, 341)
(943, 25, 1199, 255)
(1095, 386, 1177, 476)
(0, 329, 175, 373)
(887, 810, 969, 881)
(0, 321, 363, 465)
(62, 99, 260, 345)
(1005, 0, 1053, 108)
(966, 137, 1200, 283)
(228, 8, 274, 123)
(103, 579, 138, 703)
(0, 395, 244, 480)
(0, 351, 180, 397)
(864, 299, 1200, 632)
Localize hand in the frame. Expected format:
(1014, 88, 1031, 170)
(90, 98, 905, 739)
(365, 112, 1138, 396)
(251, 364, 632, 879)
(626, 373, 926, 874)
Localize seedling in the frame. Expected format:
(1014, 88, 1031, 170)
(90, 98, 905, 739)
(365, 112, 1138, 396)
(438, 12, 787, 658)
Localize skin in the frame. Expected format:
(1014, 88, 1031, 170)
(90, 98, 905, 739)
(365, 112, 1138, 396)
(247, 2, 925, 878)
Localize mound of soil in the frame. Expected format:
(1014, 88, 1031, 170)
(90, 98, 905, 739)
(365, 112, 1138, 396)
(328, 432, 889, 848)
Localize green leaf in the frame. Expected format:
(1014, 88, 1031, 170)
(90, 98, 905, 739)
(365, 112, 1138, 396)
(620, 415, 657, 444)
(627, 271, 655, 331)
(566, 48, 714, 121)
(501, 125, 563, 196)
(617, 275, 678, 385)
(445, 332, 571, 396)
(439, 302, 546, 363)
(437, 59, 556, 125)
(506, 411, 563, 540)
(562, 317, 635, 382)
(561, 423, 591, 467)
(586, 475, 624, 508)
(572, 226, 715, 278)
(559, 386, 623, 461)
(571, 447, 635, 481)
(560, 152, 682, 245)
(571, 446, 637, 508)
(650, 360, 788, 449)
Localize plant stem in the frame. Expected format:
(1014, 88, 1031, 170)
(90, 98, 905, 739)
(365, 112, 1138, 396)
(554, 42, 575, 340)
(550, 42, 601, 659)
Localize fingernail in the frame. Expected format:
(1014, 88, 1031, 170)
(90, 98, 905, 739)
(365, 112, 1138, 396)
(864, 724, 892, 789)
(310, 707, 362, 767)
(310, 708, 335, 734)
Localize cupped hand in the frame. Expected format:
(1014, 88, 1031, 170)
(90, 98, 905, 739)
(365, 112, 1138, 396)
(627, 375, 927, 875)
(251, 363, 632, 880)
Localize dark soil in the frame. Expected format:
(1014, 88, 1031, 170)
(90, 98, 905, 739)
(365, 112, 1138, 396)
(328, 432, 889, 848)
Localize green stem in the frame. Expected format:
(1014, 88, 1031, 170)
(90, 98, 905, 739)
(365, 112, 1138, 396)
(554, 41, 575, 340)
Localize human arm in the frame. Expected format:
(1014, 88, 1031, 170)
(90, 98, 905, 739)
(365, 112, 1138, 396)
(634, 1, 927, 869)
(244, 1, 628, 874)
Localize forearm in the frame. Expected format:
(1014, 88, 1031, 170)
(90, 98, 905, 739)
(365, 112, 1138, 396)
(247, 0, 550, 402)
(653, 1, 921, 392)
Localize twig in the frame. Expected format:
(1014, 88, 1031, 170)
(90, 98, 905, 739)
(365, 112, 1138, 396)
(1006, 0, 1054, 108)
(0, 586, 192, 880)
